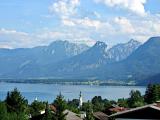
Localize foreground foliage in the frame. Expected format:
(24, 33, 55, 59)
(1, 84, 160, 120)
(52, 93, 68, 120)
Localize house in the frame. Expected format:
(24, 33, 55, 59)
(64, 109, 83, 120)
(108, 106, 128, 113)
(105, 104, 128, 115)
(93, 112, 109, 120)
(109, 103, 160, 120)
(50, 104, 83, 120)
(50, 105, 83, 120)
(30, 109, 82, 120)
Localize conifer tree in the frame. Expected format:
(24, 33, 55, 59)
(30, 100, 45, 117)
(144, 84, 153, 104)
(5, 88, 29, 120)
(84, 101, 95, 120)
(5, 88, 28, 114)
(53, 93, 68, 120)
(144, 84, 160, 104)
(42, 102, 54, 120)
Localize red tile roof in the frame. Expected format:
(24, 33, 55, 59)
(109, 106, 128, 113)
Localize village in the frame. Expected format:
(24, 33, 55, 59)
(1, 84, 160, 120)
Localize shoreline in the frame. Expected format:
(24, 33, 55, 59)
(0, 79, 146, 87)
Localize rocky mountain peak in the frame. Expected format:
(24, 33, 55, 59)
(94, 41, 107, 48)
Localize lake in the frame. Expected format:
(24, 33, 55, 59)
(0, 82, 146, 103)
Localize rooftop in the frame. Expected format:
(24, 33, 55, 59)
(110, 103, 160, 119)
(93, 112, 109, 120)
(64, 109, 83, 120)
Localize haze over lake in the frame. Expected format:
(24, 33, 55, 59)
(0, 82, 146, 103)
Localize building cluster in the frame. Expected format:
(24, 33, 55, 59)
(30, 92, 160, 120)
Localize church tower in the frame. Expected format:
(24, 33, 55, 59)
(79, 91, 83, 108)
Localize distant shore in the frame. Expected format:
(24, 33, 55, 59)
(0, 79, 144, 86)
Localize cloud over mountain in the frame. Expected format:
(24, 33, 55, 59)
(94, 0, 147, 16)
(0, 0, 160, 49)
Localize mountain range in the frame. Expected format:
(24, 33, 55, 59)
(101, 37, 160, 82)
(0, 40, 89, 78)
(1, 37, 160, 85)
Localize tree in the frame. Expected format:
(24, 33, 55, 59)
(103, 99, 112, 110)
(53, 93, 68, 120)
(0, 101, 8, 120)
(128, 90, 144, 108)
(144, 84, 160, 104)
(5, 88, 28, 114)
(30, 100, 46, 117)
(91, 96, 104, 112)
(5, 88, 29, 120)
(11, 112, 29, 120)
(42, 102, 54, 120)
(84, 101, 95, 120)
(152, 85, 160, 102)
(67, 99, 80, 113)
(117, 98, 128, 108)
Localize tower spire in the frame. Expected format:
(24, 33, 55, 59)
(79, 91, 83, 108)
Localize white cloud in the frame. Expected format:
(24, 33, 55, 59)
(0, 44, 13, 49)
(0, 27, 96, 48)
(47, 0, 160, 45)
(131, 15, 160, 42)
(94, 11, 101, 18)
(0, 28, 32, 48)
(76, 17, 101, 29)
(0, 28, 28, 36)
(1, 13, 160, 49)
(49, 0, 104, 29)
(95, 0, 147, 16)
(114, 17, 135, 33)
(37, 29, 96, 46)
(0, 28, 57, 48)
(49, 0, 80, 18)
(43, 13, 160, 46)
(62, 17, 104, 30)
(1, 0, 160, 49)
(62, 18, 76, 26)
(36, 31, 63, 40)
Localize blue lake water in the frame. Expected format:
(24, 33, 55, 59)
(0, 82, 146, 103)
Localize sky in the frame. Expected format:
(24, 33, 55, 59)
(0, 0, 160, 48)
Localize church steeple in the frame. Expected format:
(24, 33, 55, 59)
(79, 91, 83, 108)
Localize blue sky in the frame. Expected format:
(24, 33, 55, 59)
(0, 0, 160, 48)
